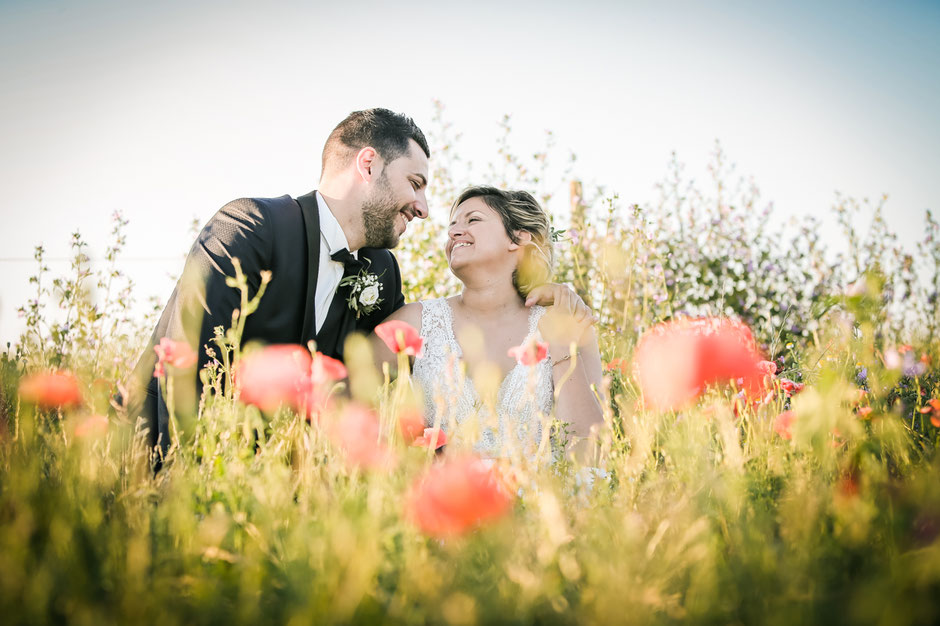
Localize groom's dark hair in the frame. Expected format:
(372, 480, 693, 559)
(322, 108, 429, 174)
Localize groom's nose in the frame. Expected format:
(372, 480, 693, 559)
(413, 189, 428, 219)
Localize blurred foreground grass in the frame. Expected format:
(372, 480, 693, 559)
(3, 324, 939, 624)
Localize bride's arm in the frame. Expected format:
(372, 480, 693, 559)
(539, 306, 603, 461)
(548, 326, 605, 460)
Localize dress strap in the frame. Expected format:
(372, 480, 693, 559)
(527, 305, 547, 338)
(439, 298, 462, 356)
(418, 298, 462, 359)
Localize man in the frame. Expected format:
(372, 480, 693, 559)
(127, 108, 589, 458)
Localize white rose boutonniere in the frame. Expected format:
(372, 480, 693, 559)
(359, 284, 380, 307)
(339, 260, 385, 318)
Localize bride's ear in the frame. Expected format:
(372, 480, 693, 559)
(509, 230, 532, 251)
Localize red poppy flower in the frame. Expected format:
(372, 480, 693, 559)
(153, 337, 197, 378)
(757, 360, 778, 377)
(302, 352, 349, 420)
(778, 378, 805, 397)
(18, 370, 83, 410)
(236, 346, 346, 419)
(412, 427, 448, 450)
(311, 351, 347, 385)
(830, 427, 846, 448)
(236, 345, 312, 413)
(633, 317, 766, 411)
(75, 414, 109, 439)
(632, 321, 701, 410)
(774, 410, 796, 440)
(398, 408, 427, 443)
(328, 404, 394, 470)
(406, 456, 513, 537)
(856, 406, 873, 418)
(507, 336, 549, 366)
(696, 319, 764, 393)
(605, 358, 629, 374)
(918, 398, 940, 428)
(838, 473, 859, 498)
(375, 320, 424, 356)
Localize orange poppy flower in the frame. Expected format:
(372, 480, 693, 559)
(153, 337, 197, 378)
(18, 370, 83, 410)
(328, 404, 395, 470)
(507, 336, 549, 366)
(398, 408, 427, 443)
(918, 398, 940, 428)
(779, 378, 805, 397)
(633, 317, 766, 411)
(774, 410, 796, 440)
(406, 456, 513, 537)
(412, 427, 448, 450)
(375, 320, 424, 356)
(604, 358, 630, 374)
(75, 414, 109, 439)
(757, 360, 778, 377)
(236, 345, 312, 413)
(311, 351, 347, 385)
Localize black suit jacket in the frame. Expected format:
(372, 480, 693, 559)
(126, 190, 406, 455)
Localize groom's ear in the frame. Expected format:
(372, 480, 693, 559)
(355, 147, 379, 182)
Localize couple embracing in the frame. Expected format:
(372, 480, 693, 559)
(128, 108, 603, 463)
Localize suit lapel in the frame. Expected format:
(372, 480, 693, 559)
(296, 190, 321, 345)
(316, 283, 354, 358)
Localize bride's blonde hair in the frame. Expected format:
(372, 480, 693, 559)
(452, 186, 554, 299)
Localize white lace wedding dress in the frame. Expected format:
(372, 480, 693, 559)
(412, 298, 555, 460)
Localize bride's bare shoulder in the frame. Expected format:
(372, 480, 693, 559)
(383, 301, 423, 327)
(383, 297, 457, 329)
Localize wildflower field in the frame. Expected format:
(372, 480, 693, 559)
(3, 108, 940, 624)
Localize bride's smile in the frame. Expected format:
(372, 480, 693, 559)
(446, 197, 523, 274)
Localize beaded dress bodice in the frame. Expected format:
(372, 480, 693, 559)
(412, 298, 554, 460)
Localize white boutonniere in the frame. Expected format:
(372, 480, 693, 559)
(339, 262, 385, 318)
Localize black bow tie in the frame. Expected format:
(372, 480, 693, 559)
(330, 248, 363, 272)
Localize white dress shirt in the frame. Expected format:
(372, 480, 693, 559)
(314, 191, 357, 333)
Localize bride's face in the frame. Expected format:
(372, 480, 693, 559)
(445, 197, 521, 274)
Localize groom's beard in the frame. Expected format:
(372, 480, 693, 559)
(361, 173, 405, 249)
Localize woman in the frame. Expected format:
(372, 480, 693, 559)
(372, 186, 604, 462)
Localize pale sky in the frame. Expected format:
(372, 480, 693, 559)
(2, 0, 938, 344)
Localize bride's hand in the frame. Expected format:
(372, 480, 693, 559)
(524, 283, 597, 327)
(528, 283, 596, 350)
